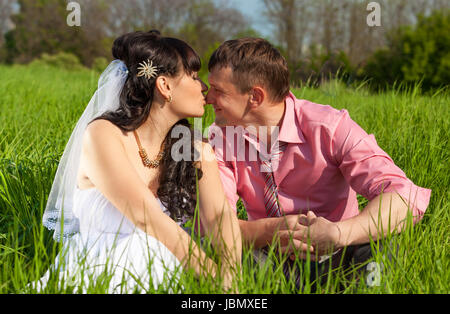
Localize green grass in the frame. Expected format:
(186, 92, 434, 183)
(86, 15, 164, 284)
(0, 64, 448, 293)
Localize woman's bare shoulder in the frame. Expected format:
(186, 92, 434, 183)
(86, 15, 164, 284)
(86, 119, 123, 136)
(83, 119, 126, 147)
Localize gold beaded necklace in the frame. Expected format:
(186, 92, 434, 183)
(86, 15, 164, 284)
(133, 130, 165, 168)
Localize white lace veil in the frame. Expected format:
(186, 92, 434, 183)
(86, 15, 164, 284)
(43, 60, 129, 241)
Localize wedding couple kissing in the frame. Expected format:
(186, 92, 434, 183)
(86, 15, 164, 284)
(35, 30, 431, 293)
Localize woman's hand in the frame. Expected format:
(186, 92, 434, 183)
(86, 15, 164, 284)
(221, 267, 240, 294)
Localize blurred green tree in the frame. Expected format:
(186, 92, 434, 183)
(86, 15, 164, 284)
(363, 10, 450, 92)
(3, 0, 110, 66)
(1, 0, 252, 69)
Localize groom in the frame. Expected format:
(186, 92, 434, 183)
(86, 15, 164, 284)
(205, 38, 431, 287)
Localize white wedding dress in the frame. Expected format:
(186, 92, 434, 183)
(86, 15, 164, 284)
(35, 187, 184, 294)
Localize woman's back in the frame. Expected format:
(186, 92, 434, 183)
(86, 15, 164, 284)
(77, 119, 163, 196)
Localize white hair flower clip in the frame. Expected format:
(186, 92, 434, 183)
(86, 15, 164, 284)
(137, 59, 158, 80)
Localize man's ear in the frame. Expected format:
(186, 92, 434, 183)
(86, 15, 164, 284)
(248, 86, 266, 109)
(154, 76, 172, 101)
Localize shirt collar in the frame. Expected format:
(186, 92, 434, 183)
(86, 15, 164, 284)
(278, 91, 305, 144)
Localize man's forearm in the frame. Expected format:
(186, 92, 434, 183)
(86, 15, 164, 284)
(239, 218, 280, 249)
(336, 192, 413, 247)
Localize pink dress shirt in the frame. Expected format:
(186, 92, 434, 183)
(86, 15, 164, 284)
(208, 92, 431, 223)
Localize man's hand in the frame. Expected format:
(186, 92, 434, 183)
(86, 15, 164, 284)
(239, 212, 340, 261)
(274, 214, 316, 259)
(297, 211, 341, 256)
(274, 211, 342, 261)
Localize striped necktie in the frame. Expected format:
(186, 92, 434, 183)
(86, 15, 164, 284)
(261, 141, 288, 217)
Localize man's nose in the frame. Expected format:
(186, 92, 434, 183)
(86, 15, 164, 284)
(205, 90, 215, 105)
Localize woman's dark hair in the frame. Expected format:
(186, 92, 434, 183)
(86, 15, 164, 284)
(94, 30, 203, 222)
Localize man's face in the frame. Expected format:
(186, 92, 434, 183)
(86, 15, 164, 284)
(206, 67, 250, 127)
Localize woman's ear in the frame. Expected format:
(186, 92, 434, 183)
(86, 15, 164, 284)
(154, 76, 172, 101)
(248, 86, 265, 109)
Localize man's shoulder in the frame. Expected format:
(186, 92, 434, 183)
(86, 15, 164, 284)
(291, 94, 349, 132)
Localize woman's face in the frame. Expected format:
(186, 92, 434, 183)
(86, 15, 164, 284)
(171, 71, 208, 118)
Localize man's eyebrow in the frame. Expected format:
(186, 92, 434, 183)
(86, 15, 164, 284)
(208, 77, 225, 91)
(209, 82, 219, 89)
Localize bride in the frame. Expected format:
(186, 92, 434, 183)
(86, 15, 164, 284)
(36, 30, 242, 293)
